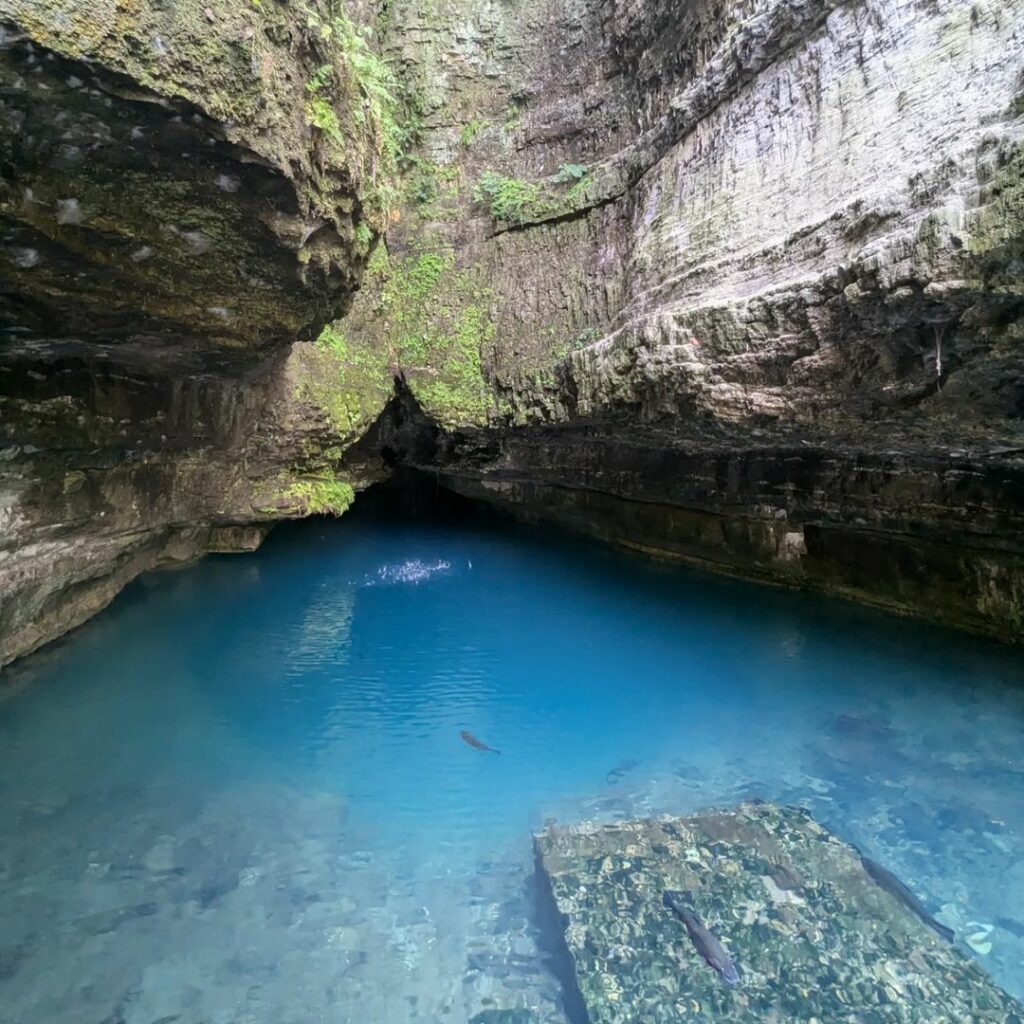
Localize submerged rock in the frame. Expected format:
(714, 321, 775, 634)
(469, 1010, 538, 1024)
(534, 804, 1024, 1022)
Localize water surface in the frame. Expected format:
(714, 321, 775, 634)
(2, 501, 1023, 1022)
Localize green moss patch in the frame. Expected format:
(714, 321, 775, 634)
(473, 165, 591, 226)
(370, 248, 494, 427)
(968, 141, 1024, 291)
(283, 475, 355, 516)
(291, 324, 393, 438)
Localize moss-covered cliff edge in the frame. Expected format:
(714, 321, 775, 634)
(0, 0, 399, 665)
(2, 0, 1024, 666)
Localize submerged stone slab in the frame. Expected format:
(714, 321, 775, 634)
(535, 803, 1024, 1023)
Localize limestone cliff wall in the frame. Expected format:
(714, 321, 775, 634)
(0, 0, 393, 666)
(359, 0, 1024, 638)
(2, 0, 1023, 666)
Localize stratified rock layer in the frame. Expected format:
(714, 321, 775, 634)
(0, 341, 392, 667)
(361, 0, 1024, 640)
(3, 0, 1024, 665)
(0, 0, 390, 666)
(535, 805, 1024, 1022)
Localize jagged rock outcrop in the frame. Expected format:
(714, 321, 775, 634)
(2, 0, 1023, 665)
(0, 0, 393, 665)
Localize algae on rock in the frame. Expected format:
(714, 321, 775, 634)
(340, 244, 494, 428)
(536, 805, 1024, 1022)
(0, 0, 407, 667)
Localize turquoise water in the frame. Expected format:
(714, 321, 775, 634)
(2, 500, 1024, 1022)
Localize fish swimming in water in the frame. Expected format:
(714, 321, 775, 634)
(859, 853, 954, 942)
(460, 730, 500, 754)
(767, 860, 804, 892)
(662, 890, 740, 986)
(605, 758, 640, 784)
(996, 916, 1024, 939)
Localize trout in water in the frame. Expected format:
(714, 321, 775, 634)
(662, 890, 740, 986)
(767, 860, 804, 892)
(859, 853, 954, 943)
(606, 758, 640, 785)
(460, 730, 500, 754)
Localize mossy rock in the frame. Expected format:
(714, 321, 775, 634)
(536, 804, 1024, 1023)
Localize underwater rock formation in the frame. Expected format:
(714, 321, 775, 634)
(534, 804, 1024, 1021)
(2, 0, 1024, 663)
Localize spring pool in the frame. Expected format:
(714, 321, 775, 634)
(2, 501, 1023, 1022)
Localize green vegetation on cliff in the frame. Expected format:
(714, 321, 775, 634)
(283, 475, 355, 516)
(354, 246, 493, 427)
(473, 165, 590, 225)
(968, 140, 1024, 290)
(459, 119, 486, 146)
(474, 173, 547, 223)
(302, 1, 416, 221)
(292, 323, 392, 437)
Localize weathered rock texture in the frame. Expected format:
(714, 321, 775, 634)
(2, 0, 1024, 665)
(358, 0, 1024, 640)
(0, 0, 391, 666)
(0, 340, 395, 666)
(535, 805, 1024, 1021)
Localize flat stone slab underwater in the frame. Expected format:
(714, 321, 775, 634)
(534, 803, 1024, 1023)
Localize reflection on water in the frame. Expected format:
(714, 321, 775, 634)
(359, 558, 456, 586)
(1, 508, 1023, 1023)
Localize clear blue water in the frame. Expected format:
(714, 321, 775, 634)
(2, 503, 1024, 1023)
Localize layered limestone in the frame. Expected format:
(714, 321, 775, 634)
(0, 0, 383, 350)
(359, 0, 1024, 640)
(0, 340, 392, 666)
(0, 0, 394, 665)
(2, 0, 1024, 665)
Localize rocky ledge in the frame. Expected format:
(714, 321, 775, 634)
(534, 804, 1024, 1022)
(0, 0, 394, 665)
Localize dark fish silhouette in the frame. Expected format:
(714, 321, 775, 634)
(996, 916, 1024, 939)
(859, 854, 954, 942)
(767, 860, 804, 892)
(662, 890, 740, 986)
(460, 730, 500, 754)
(605, 758, 640, 784)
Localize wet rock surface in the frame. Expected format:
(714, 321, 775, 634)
(417, 427, 1024, 640)
(534, 804, 1024, 1022)
(0, 33, 350, 353)
(0, 344, 391, 666)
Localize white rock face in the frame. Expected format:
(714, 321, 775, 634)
(631, 0, 1020, 304)
(562, 0, 1024, 433)
(361, 0, 1024, 639)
